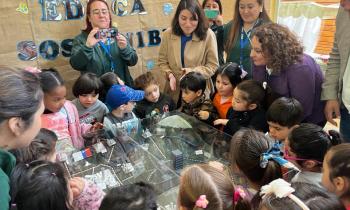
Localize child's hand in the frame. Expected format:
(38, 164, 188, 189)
(198, 111, 209, 120)
(69, 177, 85, 198)
(86, 27, 100, 48)
(90, 122, 103, 132)
(116, 34, 127, 49)
(116, 76, 125, 85)
(213, 119, 229, 126)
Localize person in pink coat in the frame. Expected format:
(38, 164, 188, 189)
(39, 68, 93, 150)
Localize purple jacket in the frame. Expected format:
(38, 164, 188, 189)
(253, 54, 325, 125)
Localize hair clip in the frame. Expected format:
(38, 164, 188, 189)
(221, 62, 232, 73)
(233, 187, 246, 204)
(262, 82, 267, 90)
(260, 179, 310, 210)
(51, 172, 56, 176)
(25, 163, 29, 168)
(240, 69, 248, 79)
(260, 143, 281, 168)
(195, 195, 209, 208)
(260, 143, 300, 172)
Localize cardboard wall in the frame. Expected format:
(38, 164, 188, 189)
(1, 0, 270, 98)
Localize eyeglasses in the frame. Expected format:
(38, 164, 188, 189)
(91, 9, 109, 16)
(283, 148, 322, 165)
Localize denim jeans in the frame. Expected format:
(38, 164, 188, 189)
(340, 107, 350, 142)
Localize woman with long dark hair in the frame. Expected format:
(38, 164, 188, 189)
(158, 0, 219, 104)
(218, 0, 271, 77)
(0, 66, 44, 210)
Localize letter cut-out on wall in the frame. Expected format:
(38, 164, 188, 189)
(39, 40, 60, 60)
(17, 41, 38, 61)
(148, 30, 161, 46)
(112, 0, 128, 16)
(130, 0, 147, 15)
(61, 39, 73, 57)
(126, 32, 134, 47)
(136, 31, 145, 48)
(62, 0, 84, 20)
(39, 0, 63, 21)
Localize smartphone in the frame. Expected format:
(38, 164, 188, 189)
(204, 9, 219, 19)
(94, 28, 118, 39)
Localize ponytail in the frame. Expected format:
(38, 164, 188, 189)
(179, 165, 223, 210)
(234, 187, 251, 210)
(260, 161, 283, 186)
(180, 164, 252, 210)
(288, 124, 342, 163)
(235, 199, 251, 210)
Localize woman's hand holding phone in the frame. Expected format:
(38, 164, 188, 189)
(86, 27, 100, 48)
(116, 34, 127, 49)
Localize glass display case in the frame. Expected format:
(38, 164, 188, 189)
(61, 111, 234, 209)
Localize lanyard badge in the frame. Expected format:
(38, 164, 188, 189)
(239, 19, 260, 70)
(239, 28, 250, 70)
(99, 38, 116, 72)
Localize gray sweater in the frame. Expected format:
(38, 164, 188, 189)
(291, 171, 323, 188)
(72, 99, 109, 124)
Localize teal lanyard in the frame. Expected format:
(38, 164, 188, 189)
(99, 38, 116, 72)
(239, 19, 260, 70)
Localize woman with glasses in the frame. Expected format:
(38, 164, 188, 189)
(218, 0, 270, 78)
(285, 123, 341, 188)
(0, 66, 44, 210)
(251, 23, 325, 126)
(70, 0, 138, 86)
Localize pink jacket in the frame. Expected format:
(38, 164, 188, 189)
(41, 100, 91, 149)
(73, 179, 105, 210)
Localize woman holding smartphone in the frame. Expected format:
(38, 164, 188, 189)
(70, 0, 138, 86)
(218, 0, 271, 78)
